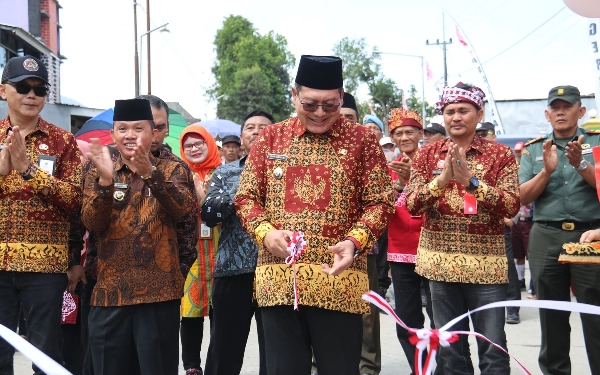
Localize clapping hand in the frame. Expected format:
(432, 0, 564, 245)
(87, 138, 113, 186)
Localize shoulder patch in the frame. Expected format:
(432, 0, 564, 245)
(524, 136, 545, 147)
(522, 149, 531, 156)
(586, 129, 600, 134)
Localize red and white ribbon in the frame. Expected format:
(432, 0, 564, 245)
(0, 324, 72, 374)
(286, 231, 307, 310)
(363, 291, 600, 375)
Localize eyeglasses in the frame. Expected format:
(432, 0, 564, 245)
(298, 97, 341, 113)
(7, 82, 48, 97)
(183, 140, 206, 151)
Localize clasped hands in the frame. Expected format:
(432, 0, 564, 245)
(0, 126, 33, 176)
(437, 142, 472, 188)
(263, 229, 355, 276)
(87, 138, 153, 186)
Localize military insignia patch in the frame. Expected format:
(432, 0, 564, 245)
(23, 58, 39, 72)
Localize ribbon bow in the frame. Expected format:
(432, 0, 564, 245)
(286, 231, 307, 310)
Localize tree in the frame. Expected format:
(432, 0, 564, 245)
(369, 77, 403, 124)
(332, 38, 380, 95)
(211, 15, 295, 124)
(405, 85, 437, 122)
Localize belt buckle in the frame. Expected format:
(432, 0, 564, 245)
(562, 222, 575, 231)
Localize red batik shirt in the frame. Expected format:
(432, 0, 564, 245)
(234, 117, 395, 314)
(0, 117, 82, 273)
(405, 136, 519, 284)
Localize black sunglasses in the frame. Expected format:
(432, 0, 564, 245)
(7, 82, 49, 97)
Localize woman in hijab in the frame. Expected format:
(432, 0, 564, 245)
(179, 124, 222, 375)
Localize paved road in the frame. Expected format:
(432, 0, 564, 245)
(13, 288, 590, 374)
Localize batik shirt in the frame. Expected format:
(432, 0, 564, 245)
(81, 145, 198, 280)
(0, 117, 82, 273)
(82, 154, 195, 306)
(234, 117, 395, 314)
(202, 156, 258, 278)
(405, 136, 519, 284)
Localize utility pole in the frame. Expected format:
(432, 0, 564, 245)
(133, 0, 139, 97)
(146, 0, 151, 94)
(426, 13, 453, 86)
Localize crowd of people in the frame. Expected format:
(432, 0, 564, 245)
(1, 52, 600, 375)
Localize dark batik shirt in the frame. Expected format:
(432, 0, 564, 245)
(202, 156, 258, 278)
(82, 153, 195, 306)
(405, 136, 520, 284)
(234, 117, 395, 314)
(0, 116, 82, 273)
(82, 145, 197, 279)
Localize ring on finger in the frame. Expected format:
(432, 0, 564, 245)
(456, 160, 462, 167)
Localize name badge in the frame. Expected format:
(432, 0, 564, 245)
(464, 193, 477, 215)
(535, 156, 543, 162)
(114, 183, 129, 189)
(267, 153, 287, 161)
(38, 155, 56, 175)
(582, 148, 593, 155)
(432, 169, 442, 175)
(200, 223, 212, 238)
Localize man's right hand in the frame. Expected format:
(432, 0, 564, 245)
(263, 229, 294, 259)
(436, 149, 454, 188)
(0, 144, 12, 176)
(87, 138, 114, 186)
(542, 139, 558, 175)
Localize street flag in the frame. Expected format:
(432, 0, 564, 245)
(402, 93, 408, 109)
(456, 24, 468, 47)
(426, 61, 434, 81)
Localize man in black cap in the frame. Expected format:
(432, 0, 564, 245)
(82, 98, 195, 375)
(340, 92, 359, 122)
(0, 55, 83, 374)
(475, 122, 496, 141)
(520, 85, 600, 375)
(221, 134, 241, 164)
(234, 55, 395, 375)
(422, 123, 446, 145)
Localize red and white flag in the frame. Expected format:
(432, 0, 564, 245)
(456, 24, 468, 47)
(426, 62, 434, 81)
(402, 93, 408, 109)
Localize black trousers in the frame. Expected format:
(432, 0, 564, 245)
(88, 299, 180, 375)
(262, 305, 362, 375)
(505, 225, 521, 315)
(205, 273, 266, 375)
(0, 272, 67, 375)
(80, 277, 96, 375)
(62, 307, 83, 375)
(181, 309, 212, 371)
(375, 229, 391, 290)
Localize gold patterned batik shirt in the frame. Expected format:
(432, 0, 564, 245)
(234, 117, 395, 314)
(405, 136, 519, 284)
(0, 117, 82, 273)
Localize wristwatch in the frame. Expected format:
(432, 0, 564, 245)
(141, 166, 157, 180)
(466, 176, 479, 191)
(576, 159, 589, 171)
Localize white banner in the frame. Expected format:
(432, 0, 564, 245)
(588, 20, 600, 111)
(455, 24, 506, 135)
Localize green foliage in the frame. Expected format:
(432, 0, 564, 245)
(210, 15, 295, 124)
(332, 38, 380, 95)
(405, 85, 437, 121)
(369, 77, 403, 123)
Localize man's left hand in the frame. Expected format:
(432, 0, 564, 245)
(450, 144, 471, 187)
(565, 135, 585, 168)
(322, 240, 355, 276)
(131, 137, 153, 177)
(7, 127, 30, 173)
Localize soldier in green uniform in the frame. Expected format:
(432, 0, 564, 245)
(519, 85, 600, 375)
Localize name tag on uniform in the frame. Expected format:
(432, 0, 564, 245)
(114, 183, 129, 189)
(582, 148, 593, 155)
(432, 169, 442, 175)
(267, 153, 287, 161)
(535, 156, 543, 162)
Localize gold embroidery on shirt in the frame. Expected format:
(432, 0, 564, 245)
(294, 172, 326, 205)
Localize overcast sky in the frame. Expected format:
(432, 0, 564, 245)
(58, 0, 596, 121)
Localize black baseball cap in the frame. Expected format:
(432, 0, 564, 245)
(476, 122, 495, 134)
(1, 56, 49, 85)
(221, 135, 241, 146)
(423, 123, 446, 136)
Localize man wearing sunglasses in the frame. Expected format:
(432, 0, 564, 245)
(0, 55, 83, 374)
(234, 55, 395, 375)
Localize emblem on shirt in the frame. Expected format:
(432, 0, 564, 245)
(437, 159, 445, 169)
(39, 143, 48, 151)
(273, 167, 283, 179)
(582, 144, 591, 149)
(23, 58, 39, 72)
(113, 190, 125, 201)
(294, 172, 326, 205)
